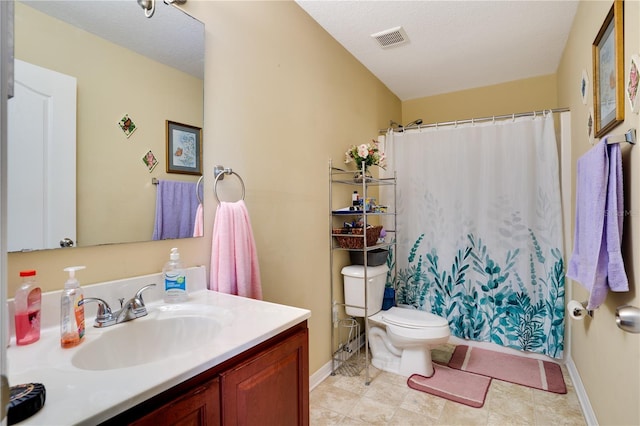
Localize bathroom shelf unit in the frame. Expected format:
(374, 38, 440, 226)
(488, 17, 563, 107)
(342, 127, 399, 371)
(328, 160, 397, 385)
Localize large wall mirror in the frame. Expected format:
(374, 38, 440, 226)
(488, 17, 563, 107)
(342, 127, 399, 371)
(9, 0, 204, 252)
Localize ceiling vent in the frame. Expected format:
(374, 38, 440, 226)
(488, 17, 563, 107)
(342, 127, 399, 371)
(371, 26, 409, 48)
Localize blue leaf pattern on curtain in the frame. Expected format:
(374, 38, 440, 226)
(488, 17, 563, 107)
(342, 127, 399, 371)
(384, 114, 565, 358)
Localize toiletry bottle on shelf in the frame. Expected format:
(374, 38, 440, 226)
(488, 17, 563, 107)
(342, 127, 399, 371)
(60, 266, 86, 349)
(14, 270, 41, 346)
(352, 191, 359, 207)
(163, 248, 187, 303)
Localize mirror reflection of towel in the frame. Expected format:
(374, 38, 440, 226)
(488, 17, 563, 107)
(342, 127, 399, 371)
(152, 180, 199, 240)
(193, 204, 204, 237)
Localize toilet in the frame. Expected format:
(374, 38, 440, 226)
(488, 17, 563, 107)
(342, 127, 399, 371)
(342, 265, 450, 377)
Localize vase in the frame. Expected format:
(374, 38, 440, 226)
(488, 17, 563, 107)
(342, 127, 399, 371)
(353, 168, 372, 183)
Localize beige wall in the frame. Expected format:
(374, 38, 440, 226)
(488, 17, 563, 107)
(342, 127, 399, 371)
(557, 1, 640, 425)
(14, 3, 203, 247)
(402, 74, 558, 124)
(8, 1, 401, 376)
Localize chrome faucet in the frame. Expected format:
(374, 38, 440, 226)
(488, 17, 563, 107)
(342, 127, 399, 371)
(81, 283, 157, 328)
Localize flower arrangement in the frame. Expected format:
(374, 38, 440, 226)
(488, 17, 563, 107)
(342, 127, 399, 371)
(345, 139, 386, 170)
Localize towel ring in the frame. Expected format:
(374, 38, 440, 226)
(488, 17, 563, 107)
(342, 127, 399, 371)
(213, 167, 245, 203)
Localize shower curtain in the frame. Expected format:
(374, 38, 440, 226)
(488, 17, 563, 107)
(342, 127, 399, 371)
(384, 114, 565, 358)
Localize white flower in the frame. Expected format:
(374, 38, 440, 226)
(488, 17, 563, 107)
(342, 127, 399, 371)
(357, 144, 369, 158)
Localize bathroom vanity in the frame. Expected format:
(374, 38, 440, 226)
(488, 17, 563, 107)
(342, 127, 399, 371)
(6, 267, 311, 425)
(106, 320, 308, 425)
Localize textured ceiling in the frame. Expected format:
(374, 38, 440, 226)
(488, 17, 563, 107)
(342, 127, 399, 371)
(21, 0, 204, 79)
(296, 1, 579, 101)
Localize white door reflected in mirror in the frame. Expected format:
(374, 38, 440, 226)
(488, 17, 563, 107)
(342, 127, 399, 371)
(8, 60, 76, 252)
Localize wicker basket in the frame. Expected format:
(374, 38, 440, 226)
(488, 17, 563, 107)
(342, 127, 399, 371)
(333, 226, 382, 249)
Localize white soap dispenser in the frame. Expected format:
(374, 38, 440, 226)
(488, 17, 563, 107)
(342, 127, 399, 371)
(60, 266, 86, 348)
(163, 248, 187, 303)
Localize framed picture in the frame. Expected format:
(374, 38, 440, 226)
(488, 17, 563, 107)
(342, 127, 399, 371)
(166, 120, 202, 175)
(592, 0, 624, 138)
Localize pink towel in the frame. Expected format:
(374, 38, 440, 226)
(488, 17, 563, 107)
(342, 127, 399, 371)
(193, 204, 204, 237)
(210, 200, 262, 300)
(567, 138, 628, 309)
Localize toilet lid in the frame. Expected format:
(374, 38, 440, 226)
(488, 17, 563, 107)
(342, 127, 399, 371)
(381, 307, 448, 328)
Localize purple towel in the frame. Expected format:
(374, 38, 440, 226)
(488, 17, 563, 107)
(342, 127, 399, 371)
(567, 138, 628, 309)
(152, 180, 199, 240)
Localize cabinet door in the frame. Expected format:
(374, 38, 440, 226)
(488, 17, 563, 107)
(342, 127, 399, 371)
(221, 327, 309, 426)
(130, 377, 220, 426)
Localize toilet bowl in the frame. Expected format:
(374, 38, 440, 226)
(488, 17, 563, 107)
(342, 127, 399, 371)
(342, 265, 450, 378)
(368, 307, 449, 377)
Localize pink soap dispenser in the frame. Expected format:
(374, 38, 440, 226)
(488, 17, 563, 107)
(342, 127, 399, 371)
(14, 270, 41, 345)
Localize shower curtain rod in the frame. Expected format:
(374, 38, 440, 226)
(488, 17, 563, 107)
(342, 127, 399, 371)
(379, 107, 570, 134)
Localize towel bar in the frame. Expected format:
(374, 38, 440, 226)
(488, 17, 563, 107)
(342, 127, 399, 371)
(152, 177, 202, 204)
(606, 128, 636, 145)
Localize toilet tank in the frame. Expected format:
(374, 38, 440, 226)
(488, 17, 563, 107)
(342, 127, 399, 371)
(341, 264, 388, 317)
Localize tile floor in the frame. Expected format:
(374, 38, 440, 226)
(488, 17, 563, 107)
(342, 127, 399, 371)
(310, 345, 587, 425)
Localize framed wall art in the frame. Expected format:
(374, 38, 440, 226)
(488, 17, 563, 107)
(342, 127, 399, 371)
(166, 120, 202, 175)
(592, 0, 624, 138)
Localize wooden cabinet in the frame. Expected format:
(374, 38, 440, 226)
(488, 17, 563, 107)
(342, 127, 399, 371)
(102, 321, 309, 426)
(221, 325, 309, 425)
(130, 378, 220, 426)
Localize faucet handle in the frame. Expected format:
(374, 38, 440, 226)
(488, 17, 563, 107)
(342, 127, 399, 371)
(80, 297, 116, 327)
(134, 283, 157, 308)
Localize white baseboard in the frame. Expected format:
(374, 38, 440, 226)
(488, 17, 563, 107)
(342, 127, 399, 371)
(309, 360, 333, 391)
(565, 356, 598, 426)
(310, 332, 366, 391)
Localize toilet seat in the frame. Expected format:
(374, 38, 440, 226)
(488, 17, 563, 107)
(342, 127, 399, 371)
(380, 307, 448, 329)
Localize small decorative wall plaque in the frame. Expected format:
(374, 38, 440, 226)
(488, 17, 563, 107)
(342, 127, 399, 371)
(118, 114, 137, 138)
(627, 54, 639, 114)
(142, 150, 158, 172)
(580, 69, 589, 105)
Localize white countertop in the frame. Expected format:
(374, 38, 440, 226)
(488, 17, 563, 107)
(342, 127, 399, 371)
(6, 267, 311, 425)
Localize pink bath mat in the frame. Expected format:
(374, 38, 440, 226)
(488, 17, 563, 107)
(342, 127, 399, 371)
(407, 364, 491, 408)
(448, 345, 566, 394)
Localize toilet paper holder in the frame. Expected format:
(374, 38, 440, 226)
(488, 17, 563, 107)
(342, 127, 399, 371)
(569, 300, 593, 319)
(616, 305, 640, 333)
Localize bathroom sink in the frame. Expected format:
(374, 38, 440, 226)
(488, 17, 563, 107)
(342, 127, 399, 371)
(71, 312, 223, 371)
